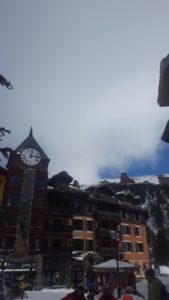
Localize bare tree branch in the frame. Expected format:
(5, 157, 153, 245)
(0, 127, 11, 139)
(0, 128, 12, 158)
(0, 74, 13, 89)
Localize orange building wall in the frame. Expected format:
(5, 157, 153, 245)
(120, 222, 149, 276)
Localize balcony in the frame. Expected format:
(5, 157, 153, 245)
(96, 210, 121, 222)
(97, 247, 116, 257)
(44, 225, 72, 234)
(28, 247, 41, 253)
(45, 205, 74, 214)
(96, 247, 123, 258)
(96, 228, 113, 238)
(43, 246, 72, 255)
(0, 247, 14, 255)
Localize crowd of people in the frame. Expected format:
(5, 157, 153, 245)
(60, 279, 145, 300)
(60, 267, 169, 300)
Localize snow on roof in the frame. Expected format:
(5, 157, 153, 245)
(116, 191, 125, 195)
(72, 251, 95, 260)
(92, 259, 136, 271)
(159, 265, 169, 275)
(73, 257, 83, 261)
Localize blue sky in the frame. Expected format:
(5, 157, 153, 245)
(99, 141, 169, 179)
(1, 1, 169, 184)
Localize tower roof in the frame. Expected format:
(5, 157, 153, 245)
(15, 128, 49, 160)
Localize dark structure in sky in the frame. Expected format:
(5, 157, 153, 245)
(157, 54, 169, 107)
(161, 120, 169, 143)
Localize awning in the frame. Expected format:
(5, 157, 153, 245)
(92, 259, 136, 272)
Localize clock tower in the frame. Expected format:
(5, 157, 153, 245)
(3, 128, 50, 257)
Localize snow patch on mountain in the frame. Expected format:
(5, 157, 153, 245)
(106, 174, 169, 185)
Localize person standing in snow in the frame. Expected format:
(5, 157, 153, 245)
(121, 287, 134, 300)
(145, 268, 163, 300)
(98, 283, 116, 300)
(60, 284, 87, 300)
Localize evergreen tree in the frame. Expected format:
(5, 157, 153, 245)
(0, 74, 13, 158)
(155, 202, 164, 229)
(153, 228, 169, 264)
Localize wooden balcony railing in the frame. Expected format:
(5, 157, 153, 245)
(96, 210, 121, 222)
(44, 225, 72, 234)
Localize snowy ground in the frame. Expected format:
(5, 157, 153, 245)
(15, 276, 169, 300)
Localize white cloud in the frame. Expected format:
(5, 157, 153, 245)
(1, 0, 169, 184)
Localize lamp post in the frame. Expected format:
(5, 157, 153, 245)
(110, 230, 122, 299)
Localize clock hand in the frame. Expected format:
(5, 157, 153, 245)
(30, 149, 33, 158)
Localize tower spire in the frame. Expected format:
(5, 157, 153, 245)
(29, 127, 33, 138)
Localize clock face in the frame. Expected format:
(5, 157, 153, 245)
(21, 147, 41, 166)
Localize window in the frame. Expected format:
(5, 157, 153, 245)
(35, 238, 39, 249)
(121, 241, 133, 252)
(5, 237, 15, 249)
(73, 219, 83, 230)
(52, 239, 62, 250)
(134, 212, 141, 222)
(73, 239, 84, 251)
(7, 218, 17, 227)
(121, 210, 128, 220)
(135, 242, 144, 253)
(53, 219, 63, 228)
(29, 239, 35, 249)
(98, 221, 112, 229)
(31, 218, 41, 228)
(62, 238, 71, 247)
(10, 176, 22, 185)
(102, 238, 111, 248)
(88, 203, 94, 213)
(68, 239, 72, 247)
(57, 180, 67, 188)
(86, 220, 93, 231)
(44, 239, 49, 248)
(74, 202, 82, 212)
(7, 194, 20, 206)
(33, 197, 43, 208)
(29, 238, 39, 250)
(134, 226, 141, 236)
(120, 224, 131, 235)
(87, 239, 94, 251)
